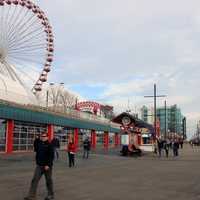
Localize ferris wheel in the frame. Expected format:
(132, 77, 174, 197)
(0, 0, 54, 94)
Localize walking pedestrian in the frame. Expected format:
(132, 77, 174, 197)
(157, 138, 163, 157)
(51, 137, 60, 160)
(67, 140, 76, 167)
(33, 134, 40, 152)
(179, 138, 184, 149)
(24, 133, 55, 200)
(163, 138, 170, 157)
(173, 139, 179, 157)
(83, 138, 91, 159)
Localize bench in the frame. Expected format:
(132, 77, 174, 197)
(120, 146, 142, 157)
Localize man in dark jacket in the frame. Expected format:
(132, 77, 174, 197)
(33, 134, 40, 152)
(157, 138, 164, 157)
(173, 139, 179, 157)
(83, 138, 91, 159)
(24, 133, 54, 200)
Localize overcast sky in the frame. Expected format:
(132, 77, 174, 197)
(36, 0, 200, 138)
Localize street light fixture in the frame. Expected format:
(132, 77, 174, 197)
(144, 84, 167, 138)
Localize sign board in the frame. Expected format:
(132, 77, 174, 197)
(79, 106, 94, 113)
(77, 101, 101, 115)
(121, 135, 129, 145)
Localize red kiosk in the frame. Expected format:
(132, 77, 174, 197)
(112, 112, 155, 154)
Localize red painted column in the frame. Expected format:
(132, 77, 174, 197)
(6, 120, 14, 154)
(74, 128, 79, 150)
(114, 133, 119, 147)
(91, 130, 96, 149)
(103, 131, 109, 149)
(138, 134, 142, 145)
(47, 124, 54, 142)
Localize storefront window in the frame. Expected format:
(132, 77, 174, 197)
(54, 126, 69, 149)
(142, 136, 151, 144)
(0, 119, 6, 152)
(96, 131, 104, 146)
(109, 133, 115, 147)
(13, 121, 46, 151)
(78, 129, 84, 147)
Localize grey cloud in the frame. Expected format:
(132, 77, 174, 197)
(34, 0, 200, 136)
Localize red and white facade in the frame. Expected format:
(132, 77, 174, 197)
(76, 101, 114, 119)
(112, 112, 155, 152)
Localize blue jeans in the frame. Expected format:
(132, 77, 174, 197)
(54, 148, 59, 160)
(83, 149, 89, 159)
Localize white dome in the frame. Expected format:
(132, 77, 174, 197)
(0, 73, 38, 105)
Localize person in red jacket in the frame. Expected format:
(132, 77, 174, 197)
(67, 140, 76, 167)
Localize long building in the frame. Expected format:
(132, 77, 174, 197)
(0, 99, 120, 154)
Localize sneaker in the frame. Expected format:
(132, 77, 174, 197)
(24, 197, 36, 200)
(44, 196, 54, 200)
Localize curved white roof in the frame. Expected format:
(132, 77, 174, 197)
(0, 73, 38, 105)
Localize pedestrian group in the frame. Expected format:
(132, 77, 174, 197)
(156, 137, 183, 158)
(25, 132, 183, 200)
(24, 133, 91, 200)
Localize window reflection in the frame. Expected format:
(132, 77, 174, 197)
(13, 121, 46, 151)
(0, 119, 6, 152)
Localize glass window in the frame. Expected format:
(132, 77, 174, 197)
(54, 126, 68, 149)
(13, 121, 46, 152)
(96, 131, 104, 146)
(109, 133, 115, 146)
(0, 119, 6, 152)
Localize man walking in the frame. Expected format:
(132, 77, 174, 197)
(179, 137, 184, 149)
(157, 137, 163, 157)
(51, 137, 60, 160)
(163, 138, 170, 157)
(24, 133, 55, 200)
(83, 138, 91, 159)
(173, 139, 179, 157)
(33, 134, 40, 152)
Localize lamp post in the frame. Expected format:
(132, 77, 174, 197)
(46, 90, 49, 108)
(46, 83, 53, 108)
(144, 84, 166, 138)
(164, 100, 167, 139)
(46, 82, 55, 108)
(182, 117, 186, 140)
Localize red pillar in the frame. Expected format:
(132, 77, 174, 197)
(114, 133, 119, 147)
(91, 130, 96, 149)
(138, 134, 142, 145)
(6, 120, 14, 154)
(74, 128, 79, 150)
(47, 124, 54, 142)
(103, 131, 109, 149)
